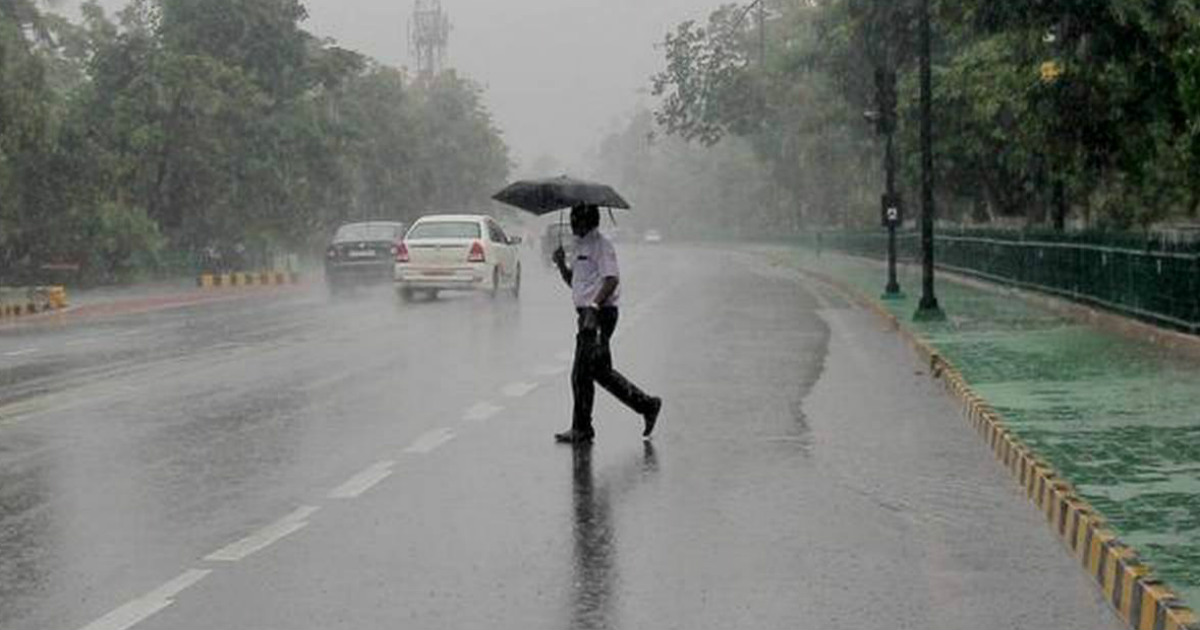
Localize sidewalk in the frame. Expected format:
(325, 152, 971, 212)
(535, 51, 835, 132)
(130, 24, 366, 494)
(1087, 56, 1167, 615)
(771, 246, 1200, 610)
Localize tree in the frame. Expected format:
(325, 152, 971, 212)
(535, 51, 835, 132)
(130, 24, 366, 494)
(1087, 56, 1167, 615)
(651, 0, 1200, 230)
(2, 0, 510, 284)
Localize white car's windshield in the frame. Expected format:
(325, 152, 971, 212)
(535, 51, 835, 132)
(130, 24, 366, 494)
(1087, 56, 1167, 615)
(407, 222, 482, 240)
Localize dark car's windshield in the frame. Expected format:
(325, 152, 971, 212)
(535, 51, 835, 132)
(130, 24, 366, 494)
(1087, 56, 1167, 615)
(407, 221, 482, 240)
(334, 224, 402, 242)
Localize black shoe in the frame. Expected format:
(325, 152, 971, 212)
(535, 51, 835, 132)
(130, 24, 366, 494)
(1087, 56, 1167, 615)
(554, 429, 594, 444)
(642, 397, 662, 438)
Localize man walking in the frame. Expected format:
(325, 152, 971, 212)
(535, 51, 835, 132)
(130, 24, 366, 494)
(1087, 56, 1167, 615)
(551, 204, 662, 444)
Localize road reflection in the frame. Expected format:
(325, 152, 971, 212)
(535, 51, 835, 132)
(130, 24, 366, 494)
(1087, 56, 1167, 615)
(568, 443, 658, 630)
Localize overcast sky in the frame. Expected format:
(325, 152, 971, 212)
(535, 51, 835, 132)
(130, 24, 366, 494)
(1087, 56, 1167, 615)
(71, 0, 722, 175)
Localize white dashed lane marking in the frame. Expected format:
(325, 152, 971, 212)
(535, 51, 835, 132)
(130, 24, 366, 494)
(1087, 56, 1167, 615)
(3, 348, 39, 357)
(328, 461, 395, 499)
(68, 295, 663, 630)
(403, 428, 455, 454)
(77, 569, 212, 630)
(501, 382, 538, 398)
(463, 402, 503, 422)
(532, 364, 567, 377)
(204, 506, 319, 562)
(308, 373, 355, 391)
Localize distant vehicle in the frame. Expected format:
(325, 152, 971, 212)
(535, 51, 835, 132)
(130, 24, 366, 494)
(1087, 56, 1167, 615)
(643, 229, 663, 244)
(324, 221, 406, 294)
(541, 222, 575, 266)
(395, 214, 522, 300)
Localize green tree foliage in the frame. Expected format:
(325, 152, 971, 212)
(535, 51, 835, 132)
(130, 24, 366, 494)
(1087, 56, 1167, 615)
(0, 0, 509, 284)
(646, 0, 1200, 232)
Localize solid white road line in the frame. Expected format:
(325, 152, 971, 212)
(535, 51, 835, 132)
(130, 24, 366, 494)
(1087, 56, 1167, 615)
(204, 506, 319, 562)
(463, 402, 503, 422)
(77, 569, 211, 630)
(328, 461, 395, 499)
(501, 382, 538, 398)
(3, 348, 39, 357)
(403, 427, 455, 454)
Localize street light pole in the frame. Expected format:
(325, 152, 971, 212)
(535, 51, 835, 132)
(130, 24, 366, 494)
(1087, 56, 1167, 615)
(874, 67, 903, 300)
(914, 0, 945, 321)
(883, 128, 903, 298)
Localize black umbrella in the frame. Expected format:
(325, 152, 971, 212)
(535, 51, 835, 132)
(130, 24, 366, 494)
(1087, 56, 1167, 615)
(492, 175, 631, 215)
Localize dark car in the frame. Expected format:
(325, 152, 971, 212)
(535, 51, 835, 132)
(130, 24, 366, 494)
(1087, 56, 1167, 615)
(540, 222, 575, 266)
(324, 221, 406, 293)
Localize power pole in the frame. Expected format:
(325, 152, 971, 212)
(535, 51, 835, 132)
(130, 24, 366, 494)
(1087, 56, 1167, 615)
(410, 0, 450, 79)
(914, 0, 945, 321)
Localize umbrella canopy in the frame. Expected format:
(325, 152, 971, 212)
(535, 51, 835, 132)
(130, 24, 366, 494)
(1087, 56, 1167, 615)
(492, 175, 631, 215)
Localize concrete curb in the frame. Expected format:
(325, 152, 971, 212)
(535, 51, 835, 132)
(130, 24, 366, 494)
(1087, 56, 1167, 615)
(799, 266, 1199, 630)
(197, 271, 301, 288)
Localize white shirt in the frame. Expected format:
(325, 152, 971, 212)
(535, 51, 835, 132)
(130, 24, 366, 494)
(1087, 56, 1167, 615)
(571, 230, 620, 308)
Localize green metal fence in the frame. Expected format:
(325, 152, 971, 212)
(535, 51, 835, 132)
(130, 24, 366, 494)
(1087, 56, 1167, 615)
(815, 230, 1200, 334)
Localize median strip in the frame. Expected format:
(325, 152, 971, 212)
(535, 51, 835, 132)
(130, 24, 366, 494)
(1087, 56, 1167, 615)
(0, 286, 68, 319)
(196, 270, 301, 289)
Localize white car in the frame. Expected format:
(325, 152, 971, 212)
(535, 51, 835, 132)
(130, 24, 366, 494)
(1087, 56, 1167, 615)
(395, 214, 522, 300)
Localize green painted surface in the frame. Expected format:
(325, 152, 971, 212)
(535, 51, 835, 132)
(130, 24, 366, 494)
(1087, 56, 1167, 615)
(774, 247, 1200, 608)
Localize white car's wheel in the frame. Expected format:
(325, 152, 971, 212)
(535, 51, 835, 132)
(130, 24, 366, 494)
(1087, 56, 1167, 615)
(510, 264, 521, 298)
(489, 267, 500, 299)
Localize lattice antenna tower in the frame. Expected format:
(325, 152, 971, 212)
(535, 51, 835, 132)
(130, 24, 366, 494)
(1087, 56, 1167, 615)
(409, 0, 451, 78)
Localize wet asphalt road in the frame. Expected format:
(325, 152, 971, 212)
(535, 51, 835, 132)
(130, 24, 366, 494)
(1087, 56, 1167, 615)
(0, 244, 1123, 630)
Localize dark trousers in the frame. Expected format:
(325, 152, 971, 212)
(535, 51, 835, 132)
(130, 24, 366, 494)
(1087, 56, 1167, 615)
(572, 307, 654, 435)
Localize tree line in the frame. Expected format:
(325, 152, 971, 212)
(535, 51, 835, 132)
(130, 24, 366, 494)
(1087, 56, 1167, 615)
(598, 0, 1200, 237)
(0, 0, 509, 283)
